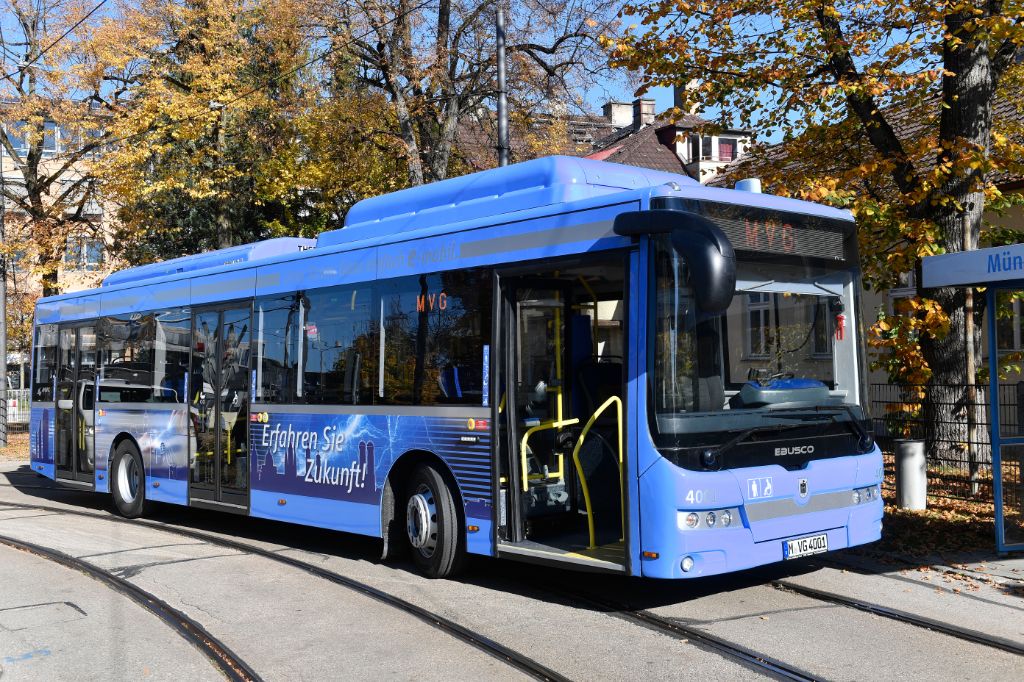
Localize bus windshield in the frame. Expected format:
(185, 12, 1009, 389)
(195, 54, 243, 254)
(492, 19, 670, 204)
(650, 233, 870, 466)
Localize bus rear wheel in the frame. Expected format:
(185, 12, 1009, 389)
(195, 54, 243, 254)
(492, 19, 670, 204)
(405, 464, 463, 578)
(111, 441, 149, 518)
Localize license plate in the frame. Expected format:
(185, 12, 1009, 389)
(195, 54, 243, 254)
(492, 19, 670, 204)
(783, 533, 828, 559)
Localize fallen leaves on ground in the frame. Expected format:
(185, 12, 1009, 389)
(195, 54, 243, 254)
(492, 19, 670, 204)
(0, 431, 29, 463)
(877, 485, 996, 557)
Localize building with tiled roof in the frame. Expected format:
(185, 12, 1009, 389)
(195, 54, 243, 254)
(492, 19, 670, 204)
(585, 97, 752, 184)
(455, 92, 752, 184)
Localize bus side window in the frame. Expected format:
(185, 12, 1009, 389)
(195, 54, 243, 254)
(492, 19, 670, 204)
(378, 269, 491, 407)
(255, 294, 299, 405)
(300, 286, 374, 405)
(32, 324, 58, 402)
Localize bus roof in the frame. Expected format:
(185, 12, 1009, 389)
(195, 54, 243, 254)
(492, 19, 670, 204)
(319, 155, 697, 247)
(102, 237, 315, 287)
(39, 156, 851, 310)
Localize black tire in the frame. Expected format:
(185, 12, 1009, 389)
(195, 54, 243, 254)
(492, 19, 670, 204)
(111, 441, 149, 518)
(405, 464, 464, 578)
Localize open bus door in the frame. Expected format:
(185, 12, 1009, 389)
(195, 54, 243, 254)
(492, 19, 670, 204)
(495, 259, 628, 572)
(54, 325, 96, 486)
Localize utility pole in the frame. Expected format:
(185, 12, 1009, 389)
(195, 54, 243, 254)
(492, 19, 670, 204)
(0, 159, 7, 448)
(496, 4, 509, 167)
(965, 231, 979, 496)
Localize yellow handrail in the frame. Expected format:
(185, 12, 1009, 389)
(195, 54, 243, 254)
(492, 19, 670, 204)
(571, 395, 623, 549)
(520, 418, 579, 491)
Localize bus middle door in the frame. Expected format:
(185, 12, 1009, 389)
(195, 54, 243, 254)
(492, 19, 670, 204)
(189, 304, 252, 510)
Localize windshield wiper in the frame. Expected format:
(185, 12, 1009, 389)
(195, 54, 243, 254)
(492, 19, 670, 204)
(769, 405, 874, 450)
(716, 421, 809, 459)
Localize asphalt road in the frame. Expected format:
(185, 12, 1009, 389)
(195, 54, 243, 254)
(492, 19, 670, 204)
(0, 462, 1021, 681)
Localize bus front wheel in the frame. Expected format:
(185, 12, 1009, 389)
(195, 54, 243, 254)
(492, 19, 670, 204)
(111, 441, 149, 518)
(405, 464, 463, 578)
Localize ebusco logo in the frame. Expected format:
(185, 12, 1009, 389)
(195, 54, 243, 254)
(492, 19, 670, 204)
(775, 445, 815, 457)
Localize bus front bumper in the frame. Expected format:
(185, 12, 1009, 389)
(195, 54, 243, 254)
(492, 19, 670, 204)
(637, 451, 884, 579)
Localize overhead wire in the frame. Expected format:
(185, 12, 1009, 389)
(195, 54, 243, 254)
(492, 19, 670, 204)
(1, 0, 112, 81)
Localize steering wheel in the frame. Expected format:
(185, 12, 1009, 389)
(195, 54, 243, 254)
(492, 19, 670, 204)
(769, 372, 795, 381)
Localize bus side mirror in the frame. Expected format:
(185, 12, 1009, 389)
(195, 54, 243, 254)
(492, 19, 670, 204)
(613, 210, 736, 314)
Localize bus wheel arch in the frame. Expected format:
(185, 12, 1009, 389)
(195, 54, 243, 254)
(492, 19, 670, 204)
(107, 433, 142, 483)
(380, 450, 465, 577)
(110, 437, 149, 518)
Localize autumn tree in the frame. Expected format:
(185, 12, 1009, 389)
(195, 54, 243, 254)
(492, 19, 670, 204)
(97, 0, 413, 262)
(324, 0, 622, 185)
(0, 0, 120, 297)
(98, 0, 300, 258)
(610, 2, 1024, 465)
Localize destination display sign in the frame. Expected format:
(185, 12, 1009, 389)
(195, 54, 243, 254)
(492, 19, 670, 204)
(652, 197, 853, 261)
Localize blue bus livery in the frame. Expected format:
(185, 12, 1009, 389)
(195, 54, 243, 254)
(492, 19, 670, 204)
(29, 156, 883, 578)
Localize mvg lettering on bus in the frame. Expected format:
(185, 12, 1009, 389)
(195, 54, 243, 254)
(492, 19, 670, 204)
(743, 218, 795, 253)
(988, 250, 1024, 274)
(417, 292, 448, 312)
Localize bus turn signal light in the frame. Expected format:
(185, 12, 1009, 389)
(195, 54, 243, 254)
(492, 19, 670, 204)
(642, 551, 659, 559)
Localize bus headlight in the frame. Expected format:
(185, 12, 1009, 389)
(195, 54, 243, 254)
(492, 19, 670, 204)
(679, 507, 741, 530)
(851, 485, 881, 505)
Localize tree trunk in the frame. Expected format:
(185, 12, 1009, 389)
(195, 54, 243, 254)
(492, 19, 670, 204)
(920, 10, 994, 483)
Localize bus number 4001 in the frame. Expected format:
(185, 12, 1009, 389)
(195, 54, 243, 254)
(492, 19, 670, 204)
(685, 489, 715, 505)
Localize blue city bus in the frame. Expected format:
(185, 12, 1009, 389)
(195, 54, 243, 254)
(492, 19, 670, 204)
(28, 157, 883, 578)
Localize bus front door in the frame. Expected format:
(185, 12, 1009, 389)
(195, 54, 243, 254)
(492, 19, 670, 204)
(496, 259, 628, 570)
(55, 325, 96, 484)
(189, 305, 252, 510)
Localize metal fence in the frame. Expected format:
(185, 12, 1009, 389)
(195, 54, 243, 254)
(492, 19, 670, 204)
(3, 389, 30, 431)
(870, 383, 1022, 506)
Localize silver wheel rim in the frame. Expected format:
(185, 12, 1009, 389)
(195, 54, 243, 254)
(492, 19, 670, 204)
(118, 454, 139, 504)
(406, 483, 438, 558)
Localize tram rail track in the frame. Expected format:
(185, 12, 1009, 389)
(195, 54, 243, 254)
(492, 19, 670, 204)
(2, 486, 1021, 678)
(0, 531, 261, 682)
(0, 497, 569, 682)
(770, 579, 1024, 657)
(545, 587, 821, 682)
(0, 491, 817, 679)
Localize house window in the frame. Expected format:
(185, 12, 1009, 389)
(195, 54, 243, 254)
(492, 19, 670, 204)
(746, 293, 771, 358)
(64, 236, 105, 271)
(43, 122, 58, 156)
(3, 122, 28, 157)
(719, 137, 737, 162)
(701, 135, 713, 160)
(887, 269, 917, 315)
